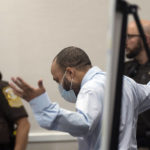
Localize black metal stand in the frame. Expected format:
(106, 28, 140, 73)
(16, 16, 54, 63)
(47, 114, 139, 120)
(109, 1, 128, 150)
(109, 0, 150, 150)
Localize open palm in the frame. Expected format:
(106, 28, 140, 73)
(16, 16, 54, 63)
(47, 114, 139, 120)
(10, 77, 45, 102)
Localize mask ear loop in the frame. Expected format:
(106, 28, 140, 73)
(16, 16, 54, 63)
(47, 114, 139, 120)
(70, 78, 73, 90)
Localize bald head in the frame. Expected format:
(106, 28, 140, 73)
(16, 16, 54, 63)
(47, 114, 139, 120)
(126, 20, 150, 63)
(128, 20, 150, 36)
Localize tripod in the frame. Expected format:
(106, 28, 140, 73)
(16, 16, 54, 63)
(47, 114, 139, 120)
(101, 0, 150, 150)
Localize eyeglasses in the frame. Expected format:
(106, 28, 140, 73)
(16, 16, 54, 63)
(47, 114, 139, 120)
(126, 34, 141, 39)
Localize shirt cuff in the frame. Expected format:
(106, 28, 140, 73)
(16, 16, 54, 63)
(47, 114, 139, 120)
(29, 92, 51, 112)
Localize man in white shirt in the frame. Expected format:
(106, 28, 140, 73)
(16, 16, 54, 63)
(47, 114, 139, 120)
(10, 46, 150, 150)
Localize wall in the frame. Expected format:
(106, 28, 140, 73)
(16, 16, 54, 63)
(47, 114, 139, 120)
(0, 0, 108, 149)
(0, 0, 108, 132)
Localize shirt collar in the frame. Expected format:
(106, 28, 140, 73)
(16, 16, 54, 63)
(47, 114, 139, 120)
(81, 66, 104, 87)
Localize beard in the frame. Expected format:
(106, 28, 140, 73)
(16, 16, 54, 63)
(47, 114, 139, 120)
(63, 76, 80, 96)
(126, 40, 142, 59)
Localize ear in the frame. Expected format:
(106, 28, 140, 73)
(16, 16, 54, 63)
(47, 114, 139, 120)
(66, 67, 75, 79)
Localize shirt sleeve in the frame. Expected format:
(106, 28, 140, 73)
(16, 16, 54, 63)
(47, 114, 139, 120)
(136, 83, 150, 114)
(29, 92, 90, 136)
(29, 89, 103, 137)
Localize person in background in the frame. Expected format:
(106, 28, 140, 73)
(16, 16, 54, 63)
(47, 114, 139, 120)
(10, 46, 150, 150)
(125, 20, 150, 83)
(125, 20, 150, 149)
(0, 72, 30, 150)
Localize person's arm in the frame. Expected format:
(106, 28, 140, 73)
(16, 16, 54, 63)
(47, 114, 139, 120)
(136, 82, 150, 114)
(29, 92, 90, 136)
(14, 117, 30, 150)
(10, 77, 102, 136)
(9, 77, 89, 136)
(29, 87, 103, 137)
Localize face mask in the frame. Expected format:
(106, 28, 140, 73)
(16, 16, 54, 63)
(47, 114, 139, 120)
(58, 71, 77, 103)
(58, 84, 77, 103)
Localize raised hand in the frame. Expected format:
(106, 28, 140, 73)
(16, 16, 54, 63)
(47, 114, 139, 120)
(9, 77, 46, 102)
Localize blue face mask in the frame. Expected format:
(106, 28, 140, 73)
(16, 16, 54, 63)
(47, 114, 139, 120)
(58, 84, 77, 103)
(58, 71, 77, 103)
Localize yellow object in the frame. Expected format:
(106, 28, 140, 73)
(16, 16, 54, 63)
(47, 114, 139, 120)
(13, 130, 17, 136)
(2, 86, 23, 108)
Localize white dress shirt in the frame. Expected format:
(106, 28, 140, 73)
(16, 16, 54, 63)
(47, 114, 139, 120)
(29, 66, 150, 150)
